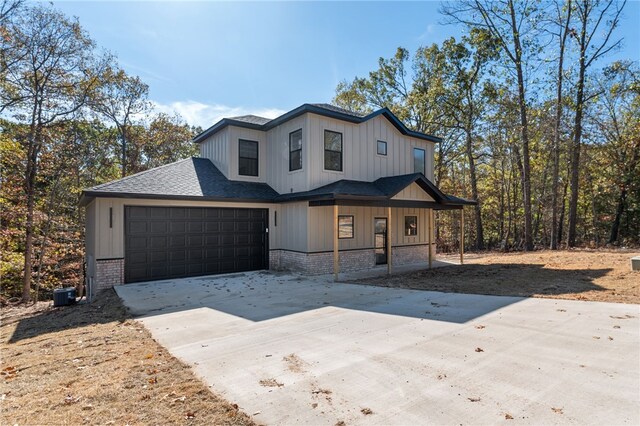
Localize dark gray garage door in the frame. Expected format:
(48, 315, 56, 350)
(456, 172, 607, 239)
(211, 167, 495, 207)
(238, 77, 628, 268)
(125, 206, 268, 283)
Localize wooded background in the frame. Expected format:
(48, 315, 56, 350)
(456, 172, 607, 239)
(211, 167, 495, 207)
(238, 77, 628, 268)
(1, 0, 638, 302)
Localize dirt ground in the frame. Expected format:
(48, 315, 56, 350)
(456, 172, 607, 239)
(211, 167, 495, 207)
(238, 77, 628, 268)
(0, 290, 256, 426)
(355, 250, 640, 304)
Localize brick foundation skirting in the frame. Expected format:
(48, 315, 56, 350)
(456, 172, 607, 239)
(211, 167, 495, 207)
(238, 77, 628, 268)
(95, 258, 124, 291)
(270, 244, 433, 275)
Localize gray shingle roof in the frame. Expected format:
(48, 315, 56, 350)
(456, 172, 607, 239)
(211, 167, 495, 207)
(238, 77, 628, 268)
(228, 115, 272, 125)
(276, 173, 476, 206)
(309, 103, 366, 118)
(82, 157, 279, 203)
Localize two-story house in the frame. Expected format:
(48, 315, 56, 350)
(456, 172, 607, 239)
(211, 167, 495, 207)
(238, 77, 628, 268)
(81, 103, 475, 297)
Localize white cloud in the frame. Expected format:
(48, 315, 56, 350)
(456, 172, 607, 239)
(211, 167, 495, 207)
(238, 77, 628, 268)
(418, 24, 436, 40)
(150, 100, 287, 129)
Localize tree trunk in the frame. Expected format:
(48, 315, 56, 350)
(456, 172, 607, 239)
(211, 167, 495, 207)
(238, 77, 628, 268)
(465, 130, 484, 250)
(567, 1, 589, 248)
(509, 0, 534, 251)
(121, 124, 127, 178)
(22, 127, 39, 303)
(551, 0, 572, 249)
(557, 176, 569, 244)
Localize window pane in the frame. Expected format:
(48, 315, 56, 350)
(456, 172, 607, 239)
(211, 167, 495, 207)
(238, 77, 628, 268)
(377, 140, 387, 155)
(338, 216, 353, 239)
(324, 150, 342, 171)
(239, 140, 258, 159)
(413, 148, 425, 174)
(324, 130, 342, 152)
(289, 129, 302, 151)
(239, 157, 258, 176)
(289, 130, 302, 171)
(405, 216, 417, 236)
(290, 150, 301, 171)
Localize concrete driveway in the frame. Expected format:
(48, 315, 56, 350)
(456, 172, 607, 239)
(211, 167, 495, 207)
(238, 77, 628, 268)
(115, 271, 639, 425)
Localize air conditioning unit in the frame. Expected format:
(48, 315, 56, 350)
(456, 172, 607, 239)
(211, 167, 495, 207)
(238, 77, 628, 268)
(53, 287, 76, 307)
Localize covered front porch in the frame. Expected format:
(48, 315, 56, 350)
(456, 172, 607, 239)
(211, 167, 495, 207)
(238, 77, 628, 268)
(277, 172, 476, 279)
(323, 201, 469, 281)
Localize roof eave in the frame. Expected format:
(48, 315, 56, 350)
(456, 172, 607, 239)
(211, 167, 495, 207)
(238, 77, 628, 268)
(80, 191, 276, 204)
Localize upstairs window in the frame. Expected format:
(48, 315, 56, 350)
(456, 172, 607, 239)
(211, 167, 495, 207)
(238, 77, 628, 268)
(377, 140, 387, 156)
(289, 129, 302, 171)
(324, 130, 343, 171)
(239, 139, 258, 176)
(413, 147, 425, 175)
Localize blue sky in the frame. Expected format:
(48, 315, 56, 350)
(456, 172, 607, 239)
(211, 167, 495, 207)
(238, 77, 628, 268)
(53, 1, 640, 128)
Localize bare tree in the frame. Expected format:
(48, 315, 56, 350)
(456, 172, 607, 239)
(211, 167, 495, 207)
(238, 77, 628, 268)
(566, 0, 625, 247)
(3, 4, 106, 302)
(441, 0, 541, 251)
(91, 66, 149, 178)
(548, 0, 574, 250)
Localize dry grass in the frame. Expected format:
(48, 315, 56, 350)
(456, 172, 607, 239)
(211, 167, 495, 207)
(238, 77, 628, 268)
(355, 250, 640, 304)
(0, 290, 256, 426)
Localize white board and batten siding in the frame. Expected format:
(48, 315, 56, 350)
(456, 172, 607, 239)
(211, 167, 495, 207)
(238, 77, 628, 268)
(306, 114, 435, 191)
(199, 127, 230, 178)
(199, 113, 436, 194)
(265, 115, 307, 195)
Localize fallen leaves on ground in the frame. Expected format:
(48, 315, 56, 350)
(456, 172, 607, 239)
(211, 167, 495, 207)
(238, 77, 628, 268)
(0, 289, 255, 426)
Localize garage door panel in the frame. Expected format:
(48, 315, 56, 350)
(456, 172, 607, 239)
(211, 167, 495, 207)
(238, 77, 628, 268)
(150, 251, 168, 262)
(169, 235, 186, 248)
(205, 222, 219, 233)
(128, 252, 147, 265)
(169, 250, 186, 262)
(220, 234, 234, 245)
(150, 221, 167, 233)
(235, 234, 250, 245)
(125, 206, 267, 283)
(170, 208, 187, 219)
(170, 222, 186, 233)
(150, 208, 168, 219)
(149, 236, 167, 249)
(128, 236, 147, 249)
(189, 208, 204, 219)
(221, 222, 235, 232)
(128, 221, 148, 234)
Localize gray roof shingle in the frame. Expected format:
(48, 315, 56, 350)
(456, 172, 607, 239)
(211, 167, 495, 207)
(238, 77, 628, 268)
(83, 157, 279, 203)
(309, 103, 366, 118)
(228, 115, 272, 125)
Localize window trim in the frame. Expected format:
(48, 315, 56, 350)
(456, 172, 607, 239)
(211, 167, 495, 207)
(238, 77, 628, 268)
(404, 215, 418, 237)
(377, 140, 387, 156)
(238, 139, 259, 177)
(413, 147, 425, 175)
(338, 214, 354, 239)
(289, 129, 303, 172)
(323, 129, 343, 172)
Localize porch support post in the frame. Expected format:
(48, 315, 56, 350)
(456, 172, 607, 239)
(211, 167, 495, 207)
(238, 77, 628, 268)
(460, 208, 464, 265)
(387, 206, 392, 274)
(427, 208, 433, 269)
(333, 204, 339, 281)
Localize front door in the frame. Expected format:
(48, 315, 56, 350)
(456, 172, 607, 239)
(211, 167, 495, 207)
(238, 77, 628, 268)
(374, 217, 387, 265)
